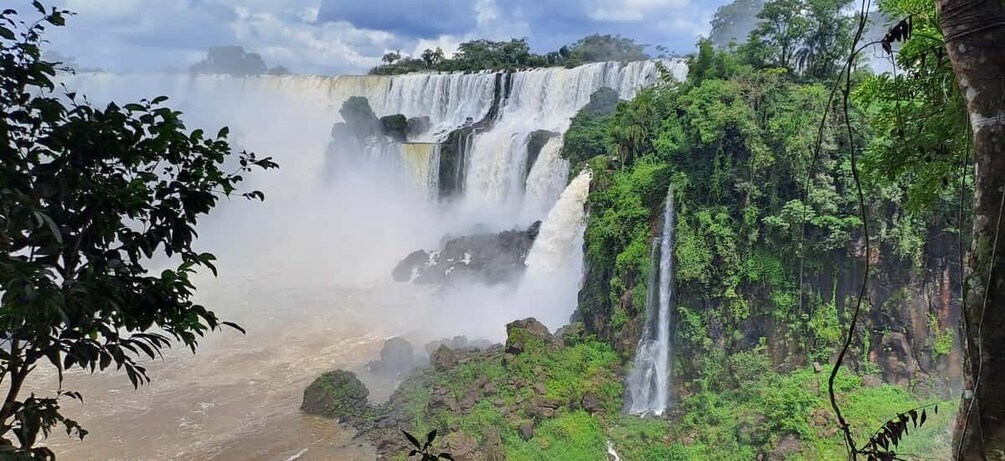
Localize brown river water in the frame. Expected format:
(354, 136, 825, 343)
(34, 275, 437, 460)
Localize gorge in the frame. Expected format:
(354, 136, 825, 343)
(45, 42, 964, 461)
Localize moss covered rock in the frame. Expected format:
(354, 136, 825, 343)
(505, 318, 552, 356)
(300, 369, 370, 423)
(379, 114, 408, 142)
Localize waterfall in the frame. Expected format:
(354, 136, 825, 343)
(460, 60, 687, 227)
(626, 185, 675, 416)
(400, 143, 440, 199)
(520, 136, 570, 224)
(525, 169, 592, 274)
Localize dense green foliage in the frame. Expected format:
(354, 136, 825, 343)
(391, 335, 622, 459)
(609, 361, 954, 460)
(737, 0, 854, 78)
(0, 6, 275, 458)
(369, 34, 650, 75)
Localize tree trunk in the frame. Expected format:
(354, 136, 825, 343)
(937, 0, 1005, 458)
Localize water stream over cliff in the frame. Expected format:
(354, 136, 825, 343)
(626, 186, 676, 416)
(47, 62, 681, 458)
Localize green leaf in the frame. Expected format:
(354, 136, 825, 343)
(0, 26, 14, 40)
(402, 430, 421, 449)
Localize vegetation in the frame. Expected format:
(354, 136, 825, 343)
(369, 34, 650, 75)
(0, 5, 276, 458)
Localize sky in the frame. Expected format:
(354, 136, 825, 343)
(36, 0, 728, 75)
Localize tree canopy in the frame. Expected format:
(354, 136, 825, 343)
(368, 34, 651, 75)
(0, 5, 277, 458)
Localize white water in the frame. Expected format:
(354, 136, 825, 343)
(517, 169, 593, 330)
(400, 143, 441, 199)
(47, 62, 680, 458)
(606, 440, 624, 461)
(461, 60, 686, 228)
(627, 186, 675, 416)
(520, 136, 570, 223)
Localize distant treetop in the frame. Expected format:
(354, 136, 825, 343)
(190, 46, 288, 77)
(368, 34, 652, 75)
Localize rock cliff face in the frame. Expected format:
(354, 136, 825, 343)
(577, 183, 964, 396)
(302, 318, 621, 460)
(392, 221, 541, 285)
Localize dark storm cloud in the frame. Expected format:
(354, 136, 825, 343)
(317, 0, 478, 37)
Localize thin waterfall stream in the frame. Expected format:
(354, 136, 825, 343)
(626, 185, 675, 416)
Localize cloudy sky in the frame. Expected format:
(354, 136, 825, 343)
(38, 0, 726, 75)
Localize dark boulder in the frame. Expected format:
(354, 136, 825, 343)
(301, 370, 370, 424)
(395, 221, 542, 286)
(525, 130, 559, 178)
(367, 337, 420, 377)
(379, 114, 408, 142)
(339, 96, 381, 140)
(406, 116, 431, 138)
(391, 250, 428, 282)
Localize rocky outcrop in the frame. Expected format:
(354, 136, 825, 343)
(406, 116, 431, 138)
(367, 337, 425, 378)
(438, 72, 511, 199)
(525, 130, 559, 179)
(505, 318, 553, 355)
(379, 114, 408, 142)
(304, 317, 619, 460)
(301, 370, 371, 424)
(391, 221, 541, 285)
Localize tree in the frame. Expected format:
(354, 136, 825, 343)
(381, 51, 402, 65)
(709, 0, 766, 48)
(189, 46, 268, 76)
(420, 47, 444, 68)
(568, 34, 649, 63)
(935, 0, 1005, 457)
(796, 0, 853, 78)
(747, 0, 810, 69)
(0, 5, 277, 458)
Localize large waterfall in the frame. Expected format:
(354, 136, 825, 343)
(626, 186, 676, 416)
(518, 169, 593, 330)
(50, 61, 684, 459)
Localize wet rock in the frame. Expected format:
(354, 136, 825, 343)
(406, 116, 431, 138)
(505, 318, 553, 356)
(301, 370, 370, 424)
(525, 129, 559, 178)
(391, 250, 428, 282)
(395, 221, 542, 286)
(367, 337, 420, 377)
(379, 114, 407, 142)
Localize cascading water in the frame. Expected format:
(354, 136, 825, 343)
(525, 169, 592, 274)
(400, 143, 441, 199)
(520, 136, 570, 223)
(518, 169, 592, 330)
(51, 62, 683, 458)
(460, 60, 687, 228)
(626, 186, 675, 416)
